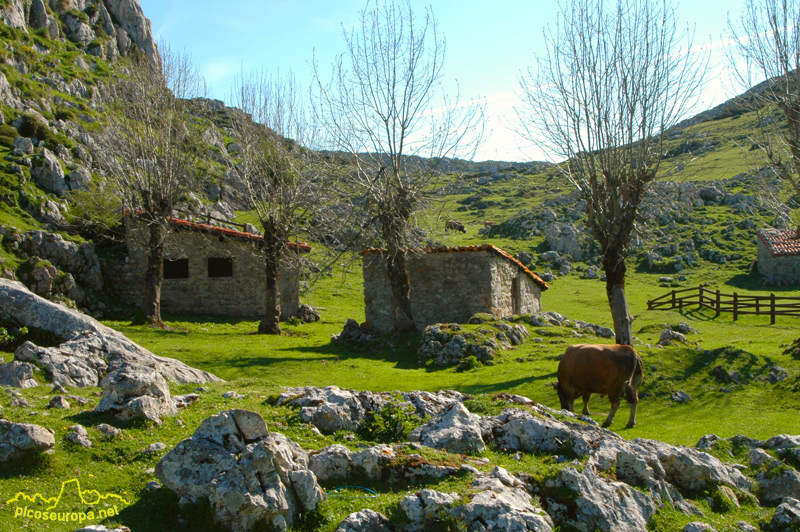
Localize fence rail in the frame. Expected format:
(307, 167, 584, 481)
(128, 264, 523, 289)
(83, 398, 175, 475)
(647, 285, 800, 324)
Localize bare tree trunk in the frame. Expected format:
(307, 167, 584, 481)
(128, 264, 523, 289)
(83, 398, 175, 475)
(386, 249, 415, 333)
(259, 240, 282, 335)
(143, 222, 166, 327)
(603, 251, 633, 345)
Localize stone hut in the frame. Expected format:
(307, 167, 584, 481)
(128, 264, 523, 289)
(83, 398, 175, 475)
(757, 228, 800, 284)
(119, 216, 310, 319)
(362, 244, 548, 333)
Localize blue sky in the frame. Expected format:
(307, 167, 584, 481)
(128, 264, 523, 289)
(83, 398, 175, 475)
(139, 0, 747, 162)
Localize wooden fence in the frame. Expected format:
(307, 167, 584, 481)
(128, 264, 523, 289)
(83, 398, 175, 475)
(647, 285, 800, 324)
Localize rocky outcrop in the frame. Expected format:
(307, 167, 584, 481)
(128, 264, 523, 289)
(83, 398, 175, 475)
(408, 403, 485, 454)
(0, 420, 55, 461)
(1, 279, 221, 385)
(417, 322, 528, 368)
(95, 363, 177, 424)
(0, 360, 38, 388)
(19, 231, 103, 292)
(156, 409, 325, 532)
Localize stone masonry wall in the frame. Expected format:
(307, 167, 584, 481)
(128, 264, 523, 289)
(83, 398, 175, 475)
(363, 250, 542, 333)
(115, 218, 301, 319)
(757, 240, 800, 284)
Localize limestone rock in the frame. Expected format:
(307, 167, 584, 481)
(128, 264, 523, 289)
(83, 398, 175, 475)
(277, 386, 390, 433)
(16, 339, 105, 388)
(683, 523, 717, 532)
(20, 231, 104, 292)
(66, 167, 92, 192)
(400, 489, 460, 526)
(32, 148, 67, 196)
(309, 444, 353, 481)
(768, 497, 800, 532)
(96, 423, 122, 440)
(156, 409, 324, 532)
(450, 467, 554, 531)
(95, 364, 176, 424)
(756, 468, 800, 506)
(351, 445, 395, 480)
(0, 360, 38, 388)
(0, 420, 55, 461)
(104, 0, 159, 63)
(1, 279, 221, 385)
(335, 509, 393, 532)
(409, 403, 485, 454)
(48, 395, 70, 409)
(660, 329, 688, 345)
(0, 0, 27, 30)
(66, 425, 92, 448)
(546, 467, 657, 531)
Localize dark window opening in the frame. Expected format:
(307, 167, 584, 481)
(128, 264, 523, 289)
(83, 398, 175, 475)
(208, 257, 233, 278)
(164, 258, 189, 279)
(511, 277, 520, 314)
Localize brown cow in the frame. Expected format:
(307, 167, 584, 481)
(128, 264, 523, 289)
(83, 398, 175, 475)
(552, 343, 643, 428)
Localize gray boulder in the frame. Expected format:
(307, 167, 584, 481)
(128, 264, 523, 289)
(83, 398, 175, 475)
(660, 329, 687, 345)
(450, 467, 553, 531)
(0, 360, 38, 388)
(0, 420, 55, 461)
(351, 445, 396, 480)
(20, 230, 104, 292)
(104, 0, 159, 63)
(156, 409, 324, 532)
(543, 222, 584, 261)
(400, 489, 461, 527)
(277, 386, 390, 433)
(95, 363, 176, 424)
(335, 509, 393, 532)
(32, 148, 67, 196)
(1, 279, 221, 385)
(546, 467, 658, 531)
(768, 497, 800, 532)
(309, 444, 353, 481)
(16, 339, 106, 388)
(683, 523, 717, 532)
(757, 468, 800, 506)
(13, 136, 33, 154)
(409, 403, 485, 454)
(66, 425, 92, 448)
(66, 167, 92, 192)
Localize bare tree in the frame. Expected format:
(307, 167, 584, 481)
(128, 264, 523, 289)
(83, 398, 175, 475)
(729, 0, 800, 233)
(313, 0, 483, 333)
(98, 45, 205, 326)
(231, 71, 321, 335)
(518, 0, 706, 344)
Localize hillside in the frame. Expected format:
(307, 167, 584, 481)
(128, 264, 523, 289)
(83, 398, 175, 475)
(1, 1, 800, 532)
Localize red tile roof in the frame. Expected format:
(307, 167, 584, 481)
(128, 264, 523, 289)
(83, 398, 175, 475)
(362, 244, 548, 290)
(758, 229, 800, 258)
(168, 217, 312, 252)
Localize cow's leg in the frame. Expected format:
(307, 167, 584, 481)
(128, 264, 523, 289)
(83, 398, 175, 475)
(581, 393, 591, 415)
(626, 401, 638, 428)
(602, 395, 620, 428)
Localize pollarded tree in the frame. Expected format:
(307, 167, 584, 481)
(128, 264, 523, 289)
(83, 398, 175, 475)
(231, 71, 322, 335)
(517, 0, 706, 344)
(729, 0, 800, 231)
(313, 0, 483, 333)
(98, 45, 205, 327)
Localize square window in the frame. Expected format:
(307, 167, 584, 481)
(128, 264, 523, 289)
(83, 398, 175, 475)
(164, 258, 189, 279)
(208, 257, 233, 278)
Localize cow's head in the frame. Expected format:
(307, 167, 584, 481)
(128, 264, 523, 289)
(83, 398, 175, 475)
(549, 380, 570, 410)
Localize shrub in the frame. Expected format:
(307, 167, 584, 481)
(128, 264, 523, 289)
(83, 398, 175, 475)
(457, 355, 481, 372)
(0, 123, 17, 147)
(67, 182, 123, 240)
(17, 111, 51, 141)
(357, 401, 420, 443)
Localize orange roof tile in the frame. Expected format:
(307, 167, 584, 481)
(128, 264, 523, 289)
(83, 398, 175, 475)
(168, 217, 312, 252)
(361, 244, 548, 290)
(758, 229, 800, 258)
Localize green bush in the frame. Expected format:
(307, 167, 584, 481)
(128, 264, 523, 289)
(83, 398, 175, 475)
(357, 401, 420, 443)
(457, 355, 482, 372)
(67, 182, 123, 240)
(17, 111, 50, 141)
(0, 324, 28, 350)
(0, 123, 17, 147)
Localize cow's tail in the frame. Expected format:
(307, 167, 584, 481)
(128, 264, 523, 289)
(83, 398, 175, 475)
(625, 353, 644, 404)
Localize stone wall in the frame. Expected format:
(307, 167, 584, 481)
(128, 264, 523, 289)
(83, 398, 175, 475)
(115, 218, 301, 319)
(757, 240, 800, 284)
(363, 250, 542, 333)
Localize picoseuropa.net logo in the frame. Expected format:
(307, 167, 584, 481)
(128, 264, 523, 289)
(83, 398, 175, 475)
(6, 477, 129, 525)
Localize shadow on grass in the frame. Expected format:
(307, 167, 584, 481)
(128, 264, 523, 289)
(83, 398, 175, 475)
(0, 451, 54, 479)
(118, 489, 225, 532)
(460, 373, 556, 395)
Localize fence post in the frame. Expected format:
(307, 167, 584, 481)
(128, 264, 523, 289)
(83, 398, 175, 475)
(771, 293, 776, 325)
(671, 290, 676, 309)
(733, 292, 738, 321)
(715, 290, 720, 317)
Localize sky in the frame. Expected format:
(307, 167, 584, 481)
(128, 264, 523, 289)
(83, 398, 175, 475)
(138, 0, 749, 163)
